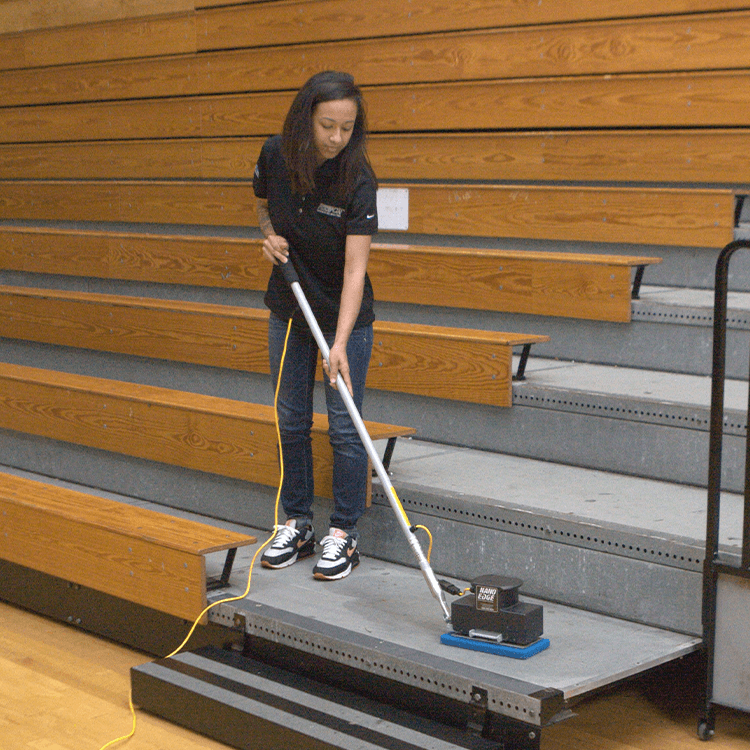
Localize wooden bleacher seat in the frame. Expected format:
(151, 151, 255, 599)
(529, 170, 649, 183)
(0, 0, 194, 36)
(0, 470, 256, 621)
(0, 3, 744, 264)
(0, 361, 415, 500)
(3, 69, 749, 142)
(4, 0, 742, 61)
(0, 11, 196, 69)
(366, 130, 750, 185)
(0, 227, 659, 321)
(368, 244, 661, 322)
(4, 11, 750, 107)
(0, 284, 546, 405)
(5, 129, 750, 186)
(0, 179, 733, 248)
(198, 0, 736, 50)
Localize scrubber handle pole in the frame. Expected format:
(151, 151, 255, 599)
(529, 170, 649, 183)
(280, 260, 451, 622)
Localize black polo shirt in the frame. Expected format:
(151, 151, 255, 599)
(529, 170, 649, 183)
(253, 135, 378, 333)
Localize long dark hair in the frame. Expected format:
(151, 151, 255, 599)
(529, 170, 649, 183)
(281, 71, 376, 199)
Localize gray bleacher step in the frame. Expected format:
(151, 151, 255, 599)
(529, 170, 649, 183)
(377, 284, 750, 379)
(364, 356, 746, 491)
(513, 357, 745, 490)
(358, 438, 743, 634)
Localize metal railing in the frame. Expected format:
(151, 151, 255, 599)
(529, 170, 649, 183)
(699, 239, 750, 741)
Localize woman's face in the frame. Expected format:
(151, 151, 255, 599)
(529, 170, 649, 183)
(312, 98, 358, 163)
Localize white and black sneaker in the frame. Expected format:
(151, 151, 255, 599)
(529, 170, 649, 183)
(261, 519, 316, 569)
(312, 528, 360, 580)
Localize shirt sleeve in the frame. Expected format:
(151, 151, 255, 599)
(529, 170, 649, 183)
(345, 170, 378, 235)
(253, 138, 270, 199)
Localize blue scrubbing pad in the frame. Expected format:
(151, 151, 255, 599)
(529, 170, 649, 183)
(441, 632, 550, 659)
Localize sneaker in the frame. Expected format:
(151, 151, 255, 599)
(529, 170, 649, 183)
(261, 518, 315, 569)
(312, 528, 360, 580)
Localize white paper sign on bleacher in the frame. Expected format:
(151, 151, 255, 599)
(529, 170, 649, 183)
(376, 188, 409, 231)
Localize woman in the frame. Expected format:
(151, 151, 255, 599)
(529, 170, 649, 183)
(254, 71, 378, 581)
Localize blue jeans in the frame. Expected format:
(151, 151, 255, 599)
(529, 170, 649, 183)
(268, 313, 373, 532)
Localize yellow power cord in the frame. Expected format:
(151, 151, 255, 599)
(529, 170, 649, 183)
(413, 524, 433, 562)
(98, 319, 293, 750)
(387, 485, 434, 563)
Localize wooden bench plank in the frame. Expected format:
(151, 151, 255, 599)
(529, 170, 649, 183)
(0, 362, 414, 498)
(370, 322, 546, 405)
(0, 471, 256, 621)
(4, 11, 750, 107)
(0, 98, 203, 145)
(198, 0, 750, 50)
(0, 11, 196, 70)
(0, 227, 662, 318)
(1, 496, 208, 621)
(0, 227, 662, 320)
(0, 180, 254, 226)
(401, 183, 734, 248)
(365, 71, 750, 132)
(366, 129, 750, 184)
(0, 227, 270, 289)
(6, 0, 739, 73)
(4, 70, 750, 145)
(0, 286, 547, 404)
(368, 245, 661, 322)
(0, 0, 193, 35)
(0, 286, 272, 372)
(0, 139, 217, 180)
(197, 0, 749, 12)
(0, 181, 732, 247)
(4, 129, 750, 186)
(0, 473, 255, 554)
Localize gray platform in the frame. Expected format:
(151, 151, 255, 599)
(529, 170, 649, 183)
(206, 548, 701, 709)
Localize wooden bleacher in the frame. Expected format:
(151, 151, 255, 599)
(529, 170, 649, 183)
(0, 226, 658, 321)
(5, 129, 750, 185)
(0, 471, 256, 622)
(1, 3, 749, 733)
(4, 0, 746, 47)
(0, 2, 745, 250)
(0, 361, 414, 499)
(5, 11, 750, 105)
(0, 285, 546, 405)
(0, 2, 746, 637)
(0, 180, 729, 247)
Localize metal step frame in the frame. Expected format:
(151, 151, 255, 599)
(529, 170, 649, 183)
(131, 646, 540, 750)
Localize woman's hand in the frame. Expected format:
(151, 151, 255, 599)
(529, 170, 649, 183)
(324, 341, 353, 395)
(262, 233, 290, 266)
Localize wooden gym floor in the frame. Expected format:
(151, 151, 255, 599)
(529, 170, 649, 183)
(0, 601, 748, 749)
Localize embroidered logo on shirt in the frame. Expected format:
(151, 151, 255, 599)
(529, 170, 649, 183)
(317, 203, 345, 218)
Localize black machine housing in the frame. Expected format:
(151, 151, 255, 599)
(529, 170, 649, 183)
(450, 575, 543, 646)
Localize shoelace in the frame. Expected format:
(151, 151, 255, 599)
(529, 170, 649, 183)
(319, 534, 348, 559)
(271, 524, 298, 548)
